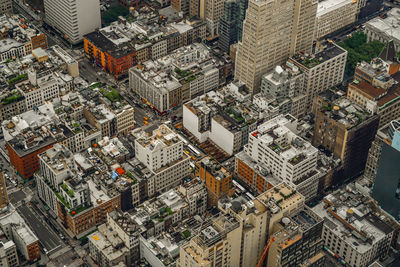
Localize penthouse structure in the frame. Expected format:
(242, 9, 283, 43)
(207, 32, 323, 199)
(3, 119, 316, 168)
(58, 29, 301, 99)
(260, 62, 307, 118)
(134, 124, 190, 196)
(314, 0, 358, 40)
(237, 115, 321, 200)
(289, 43, 347, 109)
(129, 43, 220, 113)
(0, 14, 47, 62)
(312, 186, 394, 267)
(312, 95, 380, 179)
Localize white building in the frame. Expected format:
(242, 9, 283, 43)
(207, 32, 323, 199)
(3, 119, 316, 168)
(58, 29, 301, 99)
(134, 124, 190, 194)
(244, 114, 320, 200)
(16, 66, 60, 110)
(0, 240, 18, 267)
(0, 39, 25, 62)
(44, 0, 101, 44)
(289, 43, 347, 109)
(365, 8, 400, 52)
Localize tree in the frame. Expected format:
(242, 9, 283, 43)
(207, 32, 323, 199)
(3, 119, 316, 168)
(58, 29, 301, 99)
(102, 5, 129, 25)
(338, 32, 385, 76)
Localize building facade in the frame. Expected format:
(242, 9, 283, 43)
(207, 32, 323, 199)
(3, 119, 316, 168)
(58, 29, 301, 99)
(234, 0, 318, 94)
(44, 0, 101, 44)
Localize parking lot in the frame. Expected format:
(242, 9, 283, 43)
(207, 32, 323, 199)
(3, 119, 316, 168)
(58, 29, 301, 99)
(17, 205, 62, 253)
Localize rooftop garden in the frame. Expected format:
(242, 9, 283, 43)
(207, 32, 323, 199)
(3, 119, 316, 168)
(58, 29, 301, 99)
(61, 183, 75, 197)
(70, 204, 90, 216)
(55, 192, 70, 209)
(227, 108, 244, 123)
(89, 82, 103, 89)
(100, 87, 123, 102)
(181, 230, 191, 239)
(1, 93, 23, 105)
(302, 57, 320, 68)
(102, 5, 129, 25)
(175, 68, 193, 79)
(7, 74, 27, 85)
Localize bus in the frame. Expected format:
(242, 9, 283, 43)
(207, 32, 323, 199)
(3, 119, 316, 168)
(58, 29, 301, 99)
(188, 144, 201, 158)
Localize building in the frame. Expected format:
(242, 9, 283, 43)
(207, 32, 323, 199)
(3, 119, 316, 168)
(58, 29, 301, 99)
(266, 207, 325, 267)
(0, 91, 27, 122)
(314, 0, 358, 40)
(260, 63, 307, 118)
(195, 157, 233, 205)
(0, 240, 19, 267)
(313, 186, 394, 267)
(364, 119, 400, 186)
(44, 0, 101, 44)
(312, 96, 380, 179)
(289, 43, 347, 108)
(129, 43, 221, 113)
(203, 0, 224, 37)
(347, 59, 400, 127)
(83, 31, 136, 79)
(16, 65, 60, 110)
(0, 208, 40, 262)
(88, 223, 129, 267)
(365, 8, 400, 52)
(88, 177, 207, 266)
(183, 84, 259, 155)
(0, 14, 48, 61)
(134, 124, 190, 196)
(218, 0, 248, 53)
(0, 0, 11, 15)
(234, 0, 318, 94)
(84, 11, 206, 77)
(237, 115, 321, 200)
(179, 213, 242, 267)
(370, 120, 400, 221)
(0, 173, 8, 209)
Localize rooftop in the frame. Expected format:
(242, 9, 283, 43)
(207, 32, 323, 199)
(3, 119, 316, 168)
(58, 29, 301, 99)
(312, 185, 393, 254)
(134, 124, 181, 150)
(291, 43, 347, 69)
(318, 96, 372, 129)
(366, 8, 400, 43)
(317, 0, 355, 17)
(250, 115, 318, 165)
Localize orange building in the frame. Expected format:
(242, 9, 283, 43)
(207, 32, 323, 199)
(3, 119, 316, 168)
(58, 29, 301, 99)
(57, 194, 121, 237)
(84, 31, 136, 79)
(235, 152, 276, 194)
(7, 138, 55, 180)
(26, 241, 40, 262)
(195, 157, 234, 206)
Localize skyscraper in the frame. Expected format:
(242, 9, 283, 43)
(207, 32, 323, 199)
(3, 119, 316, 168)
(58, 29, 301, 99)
(44, 0, 101, 44)
(234, 0, 317, 94)
(218, 0, 248, 53)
